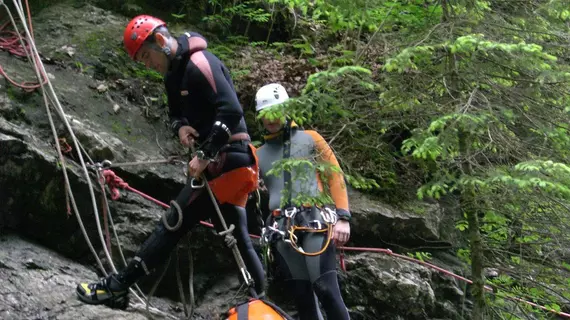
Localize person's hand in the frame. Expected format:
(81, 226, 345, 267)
(188, 156, 210, 179)
(178, 126, 199, 147)
(332, 220, 350, 246)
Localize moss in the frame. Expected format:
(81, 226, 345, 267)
(133, 68, 163, 82)
(401, 202, 429, 215)
(76, 30, 112, 57)
(5, 86, 35, 104)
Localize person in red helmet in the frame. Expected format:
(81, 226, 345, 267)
(76, 15, 266, 307)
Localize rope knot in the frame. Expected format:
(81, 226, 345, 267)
(217, 224, 237, 248)
(102, 169, 129, 200)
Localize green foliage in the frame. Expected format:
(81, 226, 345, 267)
(406, 251, 432, 262)
(265, 157, 335, 207)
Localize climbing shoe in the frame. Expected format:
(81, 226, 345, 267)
(76, 274, 130, 309)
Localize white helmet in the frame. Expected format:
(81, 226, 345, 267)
(255, 83, 289, 112)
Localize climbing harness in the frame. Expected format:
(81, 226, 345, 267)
(260, 119, 336, 257)
(261, 206, 336, 257)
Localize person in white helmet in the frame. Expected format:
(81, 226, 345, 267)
(254, 83, 351, 320)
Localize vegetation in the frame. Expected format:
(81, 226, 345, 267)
(188, 0, 570, 319)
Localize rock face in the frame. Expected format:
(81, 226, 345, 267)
(0, 2, 468, 319)
(348, 189, 450, 249)
(339, 253, 468, 320)
(0, 233, 171, 320)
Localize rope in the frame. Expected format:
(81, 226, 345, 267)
(336, 246, 570, 318)
(186, 233, 195, 320)
(99, 174, 149, 303)
(3, 2, 176, 318)
(98, 157, 183, 169)
(175, 249, 188, 319)
(97, 171, 114, 255)
(0, 15, 47, 91)
(99, 167, 262, 238)
(144, 255, 171, 319)
(198, 155, 257, 298)
(163, 200, 183, 231)
(287, 224, 333, 256)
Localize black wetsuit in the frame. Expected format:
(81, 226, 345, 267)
(111, 32, 265, 295)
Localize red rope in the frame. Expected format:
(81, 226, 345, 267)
(0, 11, 47, 92)
(98, 169, 570, 318)
(100, 169, 230, 233)
(102, 169, 128, 201)
(339, 249, 346, 272)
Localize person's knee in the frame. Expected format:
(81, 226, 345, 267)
(312, 271, 342, 302)
(136, 221, 183, 270)
(312, 271, 350, 320)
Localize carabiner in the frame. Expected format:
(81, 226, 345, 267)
(101, 160, 112, 169)
(283, 207, 298, 218)
(191, 178, 205, 189)
(321, 207, 338, 225)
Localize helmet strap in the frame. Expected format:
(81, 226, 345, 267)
(147, 37, 173, 59)
(161, 38, 172, 57)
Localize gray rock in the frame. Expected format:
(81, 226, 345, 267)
(0, 233, 172, 320)
(348, 189, 448, 248)
(339, 252, 467, 320)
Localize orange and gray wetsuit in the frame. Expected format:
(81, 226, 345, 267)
(257, 121, 350, 320)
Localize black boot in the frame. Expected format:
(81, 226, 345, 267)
(76, 273, 129, 308)
(76, 257, 147, 308)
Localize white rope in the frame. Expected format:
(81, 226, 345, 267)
(10, 0, 113, 275)
(5, 2, 177, 318)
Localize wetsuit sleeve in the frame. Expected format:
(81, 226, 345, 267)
(166, 81, 189, 136)
(305, 130, 351, 221)
(210, 68, 243, 134)
(186, 52, 243, 158)
(167, 32, 208, 136)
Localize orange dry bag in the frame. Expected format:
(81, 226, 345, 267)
(226, 298, 293, 320)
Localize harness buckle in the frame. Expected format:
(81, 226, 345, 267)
(308, 220, 323, 230)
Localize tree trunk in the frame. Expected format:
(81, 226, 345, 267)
(440, 0, 450, 22)
(459, 130, 486, 320)
(466, 206, 486, 319)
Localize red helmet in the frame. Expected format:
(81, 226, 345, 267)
(123, 15, 166, 59)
